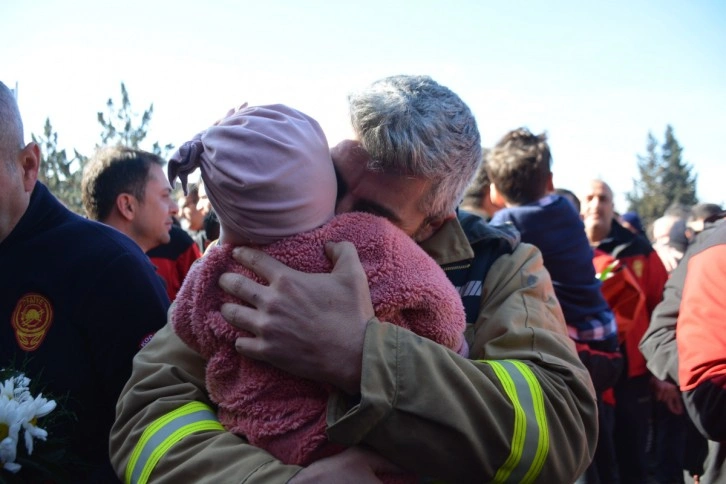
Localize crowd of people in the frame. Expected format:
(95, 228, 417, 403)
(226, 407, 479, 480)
(1, 75, 724, 483)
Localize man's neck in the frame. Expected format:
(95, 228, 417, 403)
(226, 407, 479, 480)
(0, 191, 33, 244)
(101, 215, 150, 252)
(585, 224, 610, 247)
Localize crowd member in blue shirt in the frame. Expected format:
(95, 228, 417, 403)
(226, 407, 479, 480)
(487, 127, 622, 483)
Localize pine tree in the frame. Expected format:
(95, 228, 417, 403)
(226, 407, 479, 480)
(627, 133, 666, 224)
(660, 125, 697, 208)
(31, 82, 174, 214)
(627, 126, 698, 229)
(97, 82, 174, 157)
(32, 118, 88, 214)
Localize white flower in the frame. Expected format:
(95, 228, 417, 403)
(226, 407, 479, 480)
(18, 393, 56, 455)
(1, 437, 21, 473)
(0, 374, 32, 404)
(0, 397, 22, 473)
(0, 372, 56, 473)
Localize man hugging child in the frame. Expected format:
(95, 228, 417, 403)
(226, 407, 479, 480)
(167, 104, 468, 483)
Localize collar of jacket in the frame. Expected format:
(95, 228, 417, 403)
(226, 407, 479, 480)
(419, 216, 474, 266)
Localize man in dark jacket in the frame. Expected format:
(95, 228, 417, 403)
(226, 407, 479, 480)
(0, 81, 169, 482)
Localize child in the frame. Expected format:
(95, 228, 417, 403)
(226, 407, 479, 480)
(167, 104, 466, 480)
(486, 128, 622, 483)
(487, 128, 620, 377)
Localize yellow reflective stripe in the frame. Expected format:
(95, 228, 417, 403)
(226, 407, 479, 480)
(486, 361, 526, 483)
(511, 360, 549, 484)
(126, 402, 208, 483)
(125, 402, 224, 484)
(480, 360, 549, 483)
(138, 420, 223, 484)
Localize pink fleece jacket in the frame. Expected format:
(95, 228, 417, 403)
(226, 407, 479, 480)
(173, 211, 466, 469)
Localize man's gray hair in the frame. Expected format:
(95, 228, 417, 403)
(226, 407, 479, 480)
(0, 81, 24, 168)
(348, 75, 482, 218)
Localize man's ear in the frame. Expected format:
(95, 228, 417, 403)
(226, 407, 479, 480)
(429, 213, 455, 233)
(20, 143, 41, 192)
(116, 193, 137, 221)
(415, 212, 455, 242)
(546, 172, 554, 192)
(489, 182, 507, 207)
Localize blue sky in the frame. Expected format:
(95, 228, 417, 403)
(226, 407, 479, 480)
(2, 0, 725, 210)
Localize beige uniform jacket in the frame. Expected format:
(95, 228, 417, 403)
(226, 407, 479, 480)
(110, 217, 597, 484)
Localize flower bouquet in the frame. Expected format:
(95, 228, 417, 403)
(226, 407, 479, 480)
(0, 370, 60, 483)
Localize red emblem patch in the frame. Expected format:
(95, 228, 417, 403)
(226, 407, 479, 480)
(11, 293, 54, 351)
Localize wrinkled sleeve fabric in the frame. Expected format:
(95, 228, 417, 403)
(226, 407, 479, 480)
(327, 242, 597, 483)
(640, 253, 688, 384)
(643, 251, 669, 317)
(677, 243, 726, 441)
(110, 322, 302, 484)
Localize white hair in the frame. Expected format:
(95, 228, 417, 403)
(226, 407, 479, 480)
(348, 75, 482, 218)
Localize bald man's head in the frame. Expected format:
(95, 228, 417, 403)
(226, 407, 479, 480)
(581, 179, 615, 244)
(0, 82, 24, 168)
(0, 81, 41, 244)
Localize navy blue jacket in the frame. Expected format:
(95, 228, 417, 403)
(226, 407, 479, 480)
(1, 182, 169, 482)
(490, 195, 610, 325)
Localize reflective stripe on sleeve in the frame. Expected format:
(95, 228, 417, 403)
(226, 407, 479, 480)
(457, 280, 483, 297)
(125, 401, 225, 484)
(481, 360, 549, 484)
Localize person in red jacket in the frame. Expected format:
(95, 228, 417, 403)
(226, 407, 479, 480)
(677, 217, 726, 484)
(581, 179, 669, 483)
(147, 223, 202, 301)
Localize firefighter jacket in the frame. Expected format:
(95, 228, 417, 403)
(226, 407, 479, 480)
(109, 212, 597, 484)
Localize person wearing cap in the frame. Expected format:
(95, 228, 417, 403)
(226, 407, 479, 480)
(159, 103, 465, 481)
(620, 211, 645, 236)
(110, 75, 596, 483)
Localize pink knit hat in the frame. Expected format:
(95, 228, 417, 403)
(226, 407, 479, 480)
(168, 104, 337, 245)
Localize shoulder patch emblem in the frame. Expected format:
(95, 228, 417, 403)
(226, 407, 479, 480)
(632, 260, 644, 278)
(11, 293, 54, 351)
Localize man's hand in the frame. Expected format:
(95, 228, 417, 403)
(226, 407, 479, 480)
(218, 241, 375, 395)
(654, 245, 683, 273)
(650, 377, 684, 415)
(289, 447, 403, 484)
